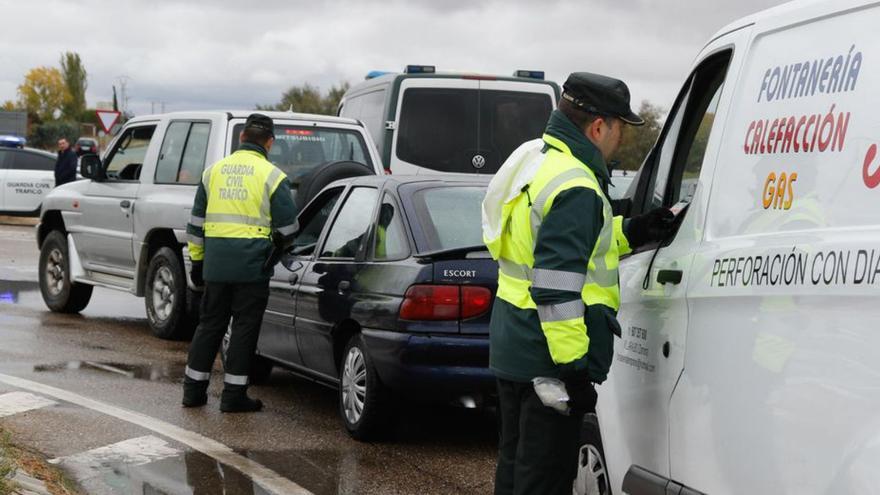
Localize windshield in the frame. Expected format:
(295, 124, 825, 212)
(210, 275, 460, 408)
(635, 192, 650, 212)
(231, 124, 372, 187)
(412, 186, 486, 251)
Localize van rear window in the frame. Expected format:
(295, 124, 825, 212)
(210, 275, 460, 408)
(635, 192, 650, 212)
(397, 88, 552, 173)
(231, 124, 372, 189)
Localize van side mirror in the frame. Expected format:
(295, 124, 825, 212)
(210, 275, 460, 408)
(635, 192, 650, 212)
(611, 198, 631, 217)
(79, 154, 104, 181)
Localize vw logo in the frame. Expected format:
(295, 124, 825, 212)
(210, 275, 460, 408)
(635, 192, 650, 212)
(472, 154, 486, 169)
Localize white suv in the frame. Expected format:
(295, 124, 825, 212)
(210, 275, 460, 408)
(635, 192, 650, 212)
(36, 110, 382, 340)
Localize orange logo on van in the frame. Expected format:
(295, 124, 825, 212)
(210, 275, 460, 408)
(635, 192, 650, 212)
(762, 172, 797, 210)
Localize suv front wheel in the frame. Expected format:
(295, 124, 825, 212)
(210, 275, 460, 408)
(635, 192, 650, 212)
(39, 230, 93, 313)
(144, 247, 196, 340)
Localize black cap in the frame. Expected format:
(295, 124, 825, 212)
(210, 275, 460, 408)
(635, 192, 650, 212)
(562, 72, 644, 126)
(244, 113, 275, 136)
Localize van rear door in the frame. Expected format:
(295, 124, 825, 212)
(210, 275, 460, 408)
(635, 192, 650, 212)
(391, 78, 554, 175)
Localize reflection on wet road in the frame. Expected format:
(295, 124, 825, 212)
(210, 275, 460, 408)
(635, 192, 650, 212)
(0, 223, 497, 494)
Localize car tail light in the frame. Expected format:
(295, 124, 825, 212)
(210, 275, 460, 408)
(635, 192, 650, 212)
(461, 286, 492, 319)
(399, 285, 492, 321)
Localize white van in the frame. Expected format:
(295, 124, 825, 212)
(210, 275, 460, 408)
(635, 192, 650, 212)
(579, 1, 880, 494)
(338, 66, 560, 175)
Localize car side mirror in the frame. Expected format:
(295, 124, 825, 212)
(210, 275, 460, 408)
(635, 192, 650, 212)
(79, 154, 104, 181)
(282, 257, 303, 272)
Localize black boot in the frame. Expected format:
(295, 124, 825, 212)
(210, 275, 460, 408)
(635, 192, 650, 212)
(182, 378, 209, 408)
(220, 385, 263, 413)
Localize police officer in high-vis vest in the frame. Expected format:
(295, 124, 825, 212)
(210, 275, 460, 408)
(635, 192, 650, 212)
(183, 113, 298, 413)
(482, 73, 675, 494)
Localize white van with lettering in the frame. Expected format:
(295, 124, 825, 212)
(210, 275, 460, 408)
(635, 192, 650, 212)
(574, 1, 880, 494)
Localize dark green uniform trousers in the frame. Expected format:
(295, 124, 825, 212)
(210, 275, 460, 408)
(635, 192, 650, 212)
(184, 281, 269, 394)
(495, 378, 584, 495)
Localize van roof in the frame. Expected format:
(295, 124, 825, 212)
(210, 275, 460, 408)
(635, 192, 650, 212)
(345, 71, 561, 97)
(706, 0, 844, 48)
(125, 110, 361, 126)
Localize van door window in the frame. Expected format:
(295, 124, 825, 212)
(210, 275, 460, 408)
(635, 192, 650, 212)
(642, 51, 731, 212)
(396, 88, 479, 173)
(103, 125, 157, 182)
(359, 90, 386, 150)
(480, 90, 553, 172)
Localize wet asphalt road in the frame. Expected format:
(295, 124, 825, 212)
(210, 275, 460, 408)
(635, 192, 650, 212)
(0, 222, 497, 494)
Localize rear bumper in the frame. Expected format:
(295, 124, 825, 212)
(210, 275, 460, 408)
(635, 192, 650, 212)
(361, 329, 494, 397)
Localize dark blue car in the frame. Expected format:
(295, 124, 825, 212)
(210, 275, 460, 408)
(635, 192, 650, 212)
(242, 175, 497, 440)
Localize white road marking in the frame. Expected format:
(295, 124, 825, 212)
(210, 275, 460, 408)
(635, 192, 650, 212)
(0, 391, 56, 417)
(0, 373, 312, 495)
(49, 435, 181, 480)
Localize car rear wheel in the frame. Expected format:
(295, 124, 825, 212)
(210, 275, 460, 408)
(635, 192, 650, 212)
(39, 230, 93, 313)
(339, 333, 391, 441)
(145, 247, 196, 340)
(573, 415, 611, 495)
(220, 323, 274, 384)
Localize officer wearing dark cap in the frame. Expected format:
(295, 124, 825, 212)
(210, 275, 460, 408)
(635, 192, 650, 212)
(483, 73, 674, 494)
(183, 113, 299, 413)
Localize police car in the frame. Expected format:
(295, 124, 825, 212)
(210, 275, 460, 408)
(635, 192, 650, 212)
(0, 146, 57, 215)
(224, 174, 497, 440)
(577, 1, 880, 494)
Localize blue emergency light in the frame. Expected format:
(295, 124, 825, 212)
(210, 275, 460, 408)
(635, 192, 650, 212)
(366, 71, 391, 79)
(405, 65, 436, 74)
(514, 70, 545, 80)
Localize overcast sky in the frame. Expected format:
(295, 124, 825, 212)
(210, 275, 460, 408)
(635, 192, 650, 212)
(0, 0, 788, 117)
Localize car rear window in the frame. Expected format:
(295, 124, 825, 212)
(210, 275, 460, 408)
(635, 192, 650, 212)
(412, 186, 486, 251)
(231, 124, 372, 188)
(396, 88, 552, 174)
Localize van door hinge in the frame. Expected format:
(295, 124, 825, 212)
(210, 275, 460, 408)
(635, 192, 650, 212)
(385, 121, 396, 130)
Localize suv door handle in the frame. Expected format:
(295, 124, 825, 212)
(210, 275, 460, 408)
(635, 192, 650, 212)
(119, 200, 131, 209)
(338, 280, 351, 293)
(657, 269, 683, 285)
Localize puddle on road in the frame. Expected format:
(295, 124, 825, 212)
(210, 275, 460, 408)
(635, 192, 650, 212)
(66, 449, 268, 495)
(0, 279, 146, 320)
(34, 360, 185, 383)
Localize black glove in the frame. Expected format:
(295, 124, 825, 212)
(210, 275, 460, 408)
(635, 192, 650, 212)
(626, 207, 676, 248)
(562, 368, 598, 415)
(190, 261, 204, 287)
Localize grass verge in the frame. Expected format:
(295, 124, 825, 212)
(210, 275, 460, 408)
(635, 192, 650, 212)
(0, 428, 80, 495)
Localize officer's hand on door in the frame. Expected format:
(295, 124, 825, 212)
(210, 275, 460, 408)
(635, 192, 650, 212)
(562, 369, 598, 415)
(626, 207, 676, 248)
(191, 261, 204, 288)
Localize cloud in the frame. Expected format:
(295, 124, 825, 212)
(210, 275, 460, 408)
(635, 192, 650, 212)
(0, 0, 786, 115)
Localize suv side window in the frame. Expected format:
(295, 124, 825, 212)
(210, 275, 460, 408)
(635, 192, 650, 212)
(372, 194, 409, 260)
(320, 187, 379, 259)
(11, 151, 54, 171)
(629, 50, 731, 251)
(154, 121, 210, 185)
(104, 125, 157, 181)
(291, 187, 344, 258)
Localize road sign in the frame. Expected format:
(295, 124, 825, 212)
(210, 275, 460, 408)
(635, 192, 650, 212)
(96, 110, 121, 134)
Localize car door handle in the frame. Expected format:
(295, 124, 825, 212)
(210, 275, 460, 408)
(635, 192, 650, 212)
(120, 200, 131, 209)
(657, 269, 683, 285)
(338, 280, 351, 293)
(288, 273, 299, 285)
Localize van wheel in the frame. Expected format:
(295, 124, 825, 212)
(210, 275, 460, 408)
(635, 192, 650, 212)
(339, 333, 391, 441)
(39, 230, 93, 313)
(573, 415, 611, 495)
(295, 161, 375, 208)
(220, 324, 273, 384)
(144, 247, 195, 340)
